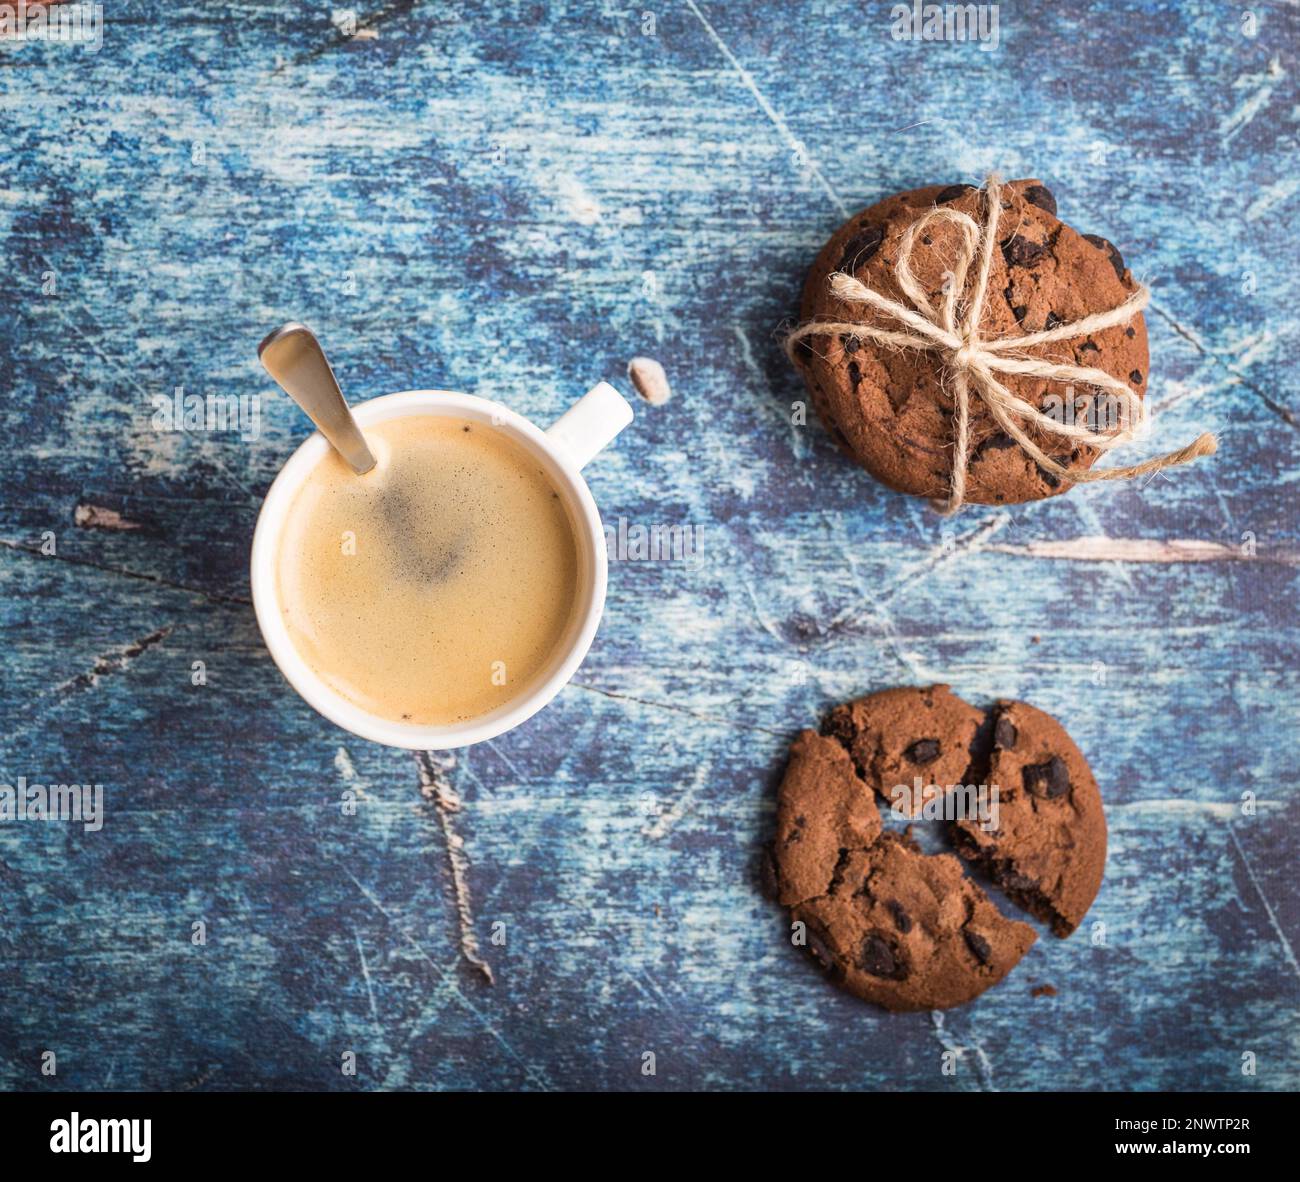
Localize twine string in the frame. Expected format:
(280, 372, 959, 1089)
(785, 173, 1217, 511)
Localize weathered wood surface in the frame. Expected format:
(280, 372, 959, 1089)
(1, 1, 1297, 1091)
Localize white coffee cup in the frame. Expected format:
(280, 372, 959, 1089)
(250, 383, 633, 749)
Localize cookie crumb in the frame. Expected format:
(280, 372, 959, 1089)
(628, 356, 672, 405)
(1031, 984, 1057, 998)
(74, 503, 142, 531)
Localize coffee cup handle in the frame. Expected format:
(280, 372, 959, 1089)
(545, 382, 634, 470)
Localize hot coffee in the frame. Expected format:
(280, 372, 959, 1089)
(276, 415, 580, 727)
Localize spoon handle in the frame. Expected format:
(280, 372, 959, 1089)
(258, 322, 376, 475)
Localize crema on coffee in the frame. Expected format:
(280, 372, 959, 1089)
(276, 415, 580, 727)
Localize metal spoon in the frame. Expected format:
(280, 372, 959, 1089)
(258, 322, 376, 475)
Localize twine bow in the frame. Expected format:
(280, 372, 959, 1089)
(785, 174, 1217, 512)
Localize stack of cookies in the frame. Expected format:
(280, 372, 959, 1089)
(789, 178, 1171, 504)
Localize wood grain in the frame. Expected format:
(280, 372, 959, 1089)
(0, 0, 1297, 1091)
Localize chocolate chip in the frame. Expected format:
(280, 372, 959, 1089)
(973, 431, 1017, 461)
(904, 738, 941, 765)
(794, 337, 813, 364)
(860, 933, 907, 979)
(1125, 326, 1136, 338)
(1129, 369, 1143, 384)
(1011, 304, 1029, 323)
(1083, 233, 1126, 280)
(964, 930, 993, 965)
(841, 335, 860, 354)
(1078, 340, 1100, 354)
(1001, 234, 1045, 268)
(1044, 310, 1063, 330)
(837, 226, 883, 274)
(1039, 467, 1062, 489)
(886, 899, 913, 934)
(935, 183, 976, 204)
(994, 716, 1018, 750)
(847, 360, 861, 387)
(1024, 755, 1071, 799)
(1023, 184, 1057, 217)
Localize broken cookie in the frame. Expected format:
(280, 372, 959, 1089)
(769, 685, 1107, 1010)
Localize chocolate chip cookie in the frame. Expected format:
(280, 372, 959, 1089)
(791, 179, 1149, 504)
(769, 686, 1107, 1010)
(950, 699, 1107, 937)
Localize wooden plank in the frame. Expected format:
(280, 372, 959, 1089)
(0, 0, 1296, 1090)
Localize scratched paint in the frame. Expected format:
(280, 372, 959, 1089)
(0, 2, 1297, 1092)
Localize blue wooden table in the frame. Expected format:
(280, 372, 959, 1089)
(1, 1, 1297, 1091)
